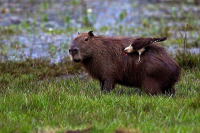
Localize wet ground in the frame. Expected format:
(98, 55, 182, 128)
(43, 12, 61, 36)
(0, 0, 199, 62)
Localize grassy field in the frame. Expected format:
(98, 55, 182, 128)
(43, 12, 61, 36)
(0, 59, 199, 133)
(0, 1, 200, 133)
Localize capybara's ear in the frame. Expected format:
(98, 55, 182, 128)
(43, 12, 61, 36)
(88, 31, 94, 37)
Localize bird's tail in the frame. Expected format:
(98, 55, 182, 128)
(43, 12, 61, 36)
(152, 37, 167, 43)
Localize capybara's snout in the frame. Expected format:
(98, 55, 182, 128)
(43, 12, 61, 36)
(69, 48, 79, 55)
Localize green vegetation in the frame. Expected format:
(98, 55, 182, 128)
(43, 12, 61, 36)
(0, 0, 200, 133)
(0, 59, 199, 133)
(0, 58, 83, 79)
(175, 51, 200, 69)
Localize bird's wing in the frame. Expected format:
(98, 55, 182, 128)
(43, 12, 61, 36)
(131, 37, 167, 50)
(131, 38, 153, 50)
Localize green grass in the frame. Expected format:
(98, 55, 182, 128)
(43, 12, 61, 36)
(0, 67, 199, 133)
(0, 57, 83, 79)
(175, 52, 200, 69)
(0, 1, 200, 132)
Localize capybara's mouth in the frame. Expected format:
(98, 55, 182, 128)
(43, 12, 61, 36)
(74, 59, 81, 62)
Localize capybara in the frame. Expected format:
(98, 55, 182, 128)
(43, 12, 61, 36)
(124, 37, 167, 63)
(69, 31, 181, 95)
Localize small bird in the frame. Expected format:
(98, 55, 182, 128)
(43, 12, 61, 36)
(124, 37, 167, 63)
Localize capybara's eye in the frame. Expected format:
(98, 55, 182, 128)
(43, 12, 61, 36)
(85, 38, 88, 41)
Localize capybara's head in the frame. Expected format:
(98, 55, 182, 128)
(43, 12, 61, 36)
(69, 31, 95, 62)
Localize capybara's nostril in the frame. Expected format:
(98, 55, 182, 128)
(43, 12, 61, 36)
(73, 48, 78, 54)
(69, 48, 78, 54)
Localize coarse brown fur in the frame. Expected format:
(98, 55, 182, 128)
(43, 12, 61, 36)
(69, 31, 181, 95)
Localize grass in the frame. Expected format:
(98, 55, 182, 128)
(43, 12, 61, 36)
(0, 1, 200, 132)
(0, 59, 199, 133)
(175, 51, 200, 69)
(0, 57, 83, 79)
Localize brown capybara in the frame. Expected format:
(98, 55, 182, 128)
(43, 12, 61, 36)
(69, 31, 181, 95)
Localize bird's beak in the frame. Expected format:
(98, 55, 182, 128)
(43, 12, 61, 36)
(124, 44, 134, 53)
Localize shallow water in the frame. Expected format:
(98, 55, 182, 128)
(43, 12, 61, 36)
(0, 0, 199, 62)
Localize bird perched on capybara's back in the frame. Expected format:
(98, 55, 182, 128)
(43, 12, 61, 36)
(124, 36, 168, 63)
(69, 31, 181, 95)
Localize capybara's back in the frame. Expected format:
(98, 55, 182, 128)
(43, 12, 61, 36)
(124, 44, 181, 95)
(69, 31, 181, 95)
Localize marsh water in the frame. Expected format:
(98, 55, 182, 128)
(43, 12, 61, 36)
(0, 0, 199, 62)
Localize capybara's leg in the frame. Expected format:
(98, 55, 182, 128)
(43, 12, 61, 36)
(101, 79, 115, 92)
(142, 78, 162, 95)
(100, 81, 104, 91)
